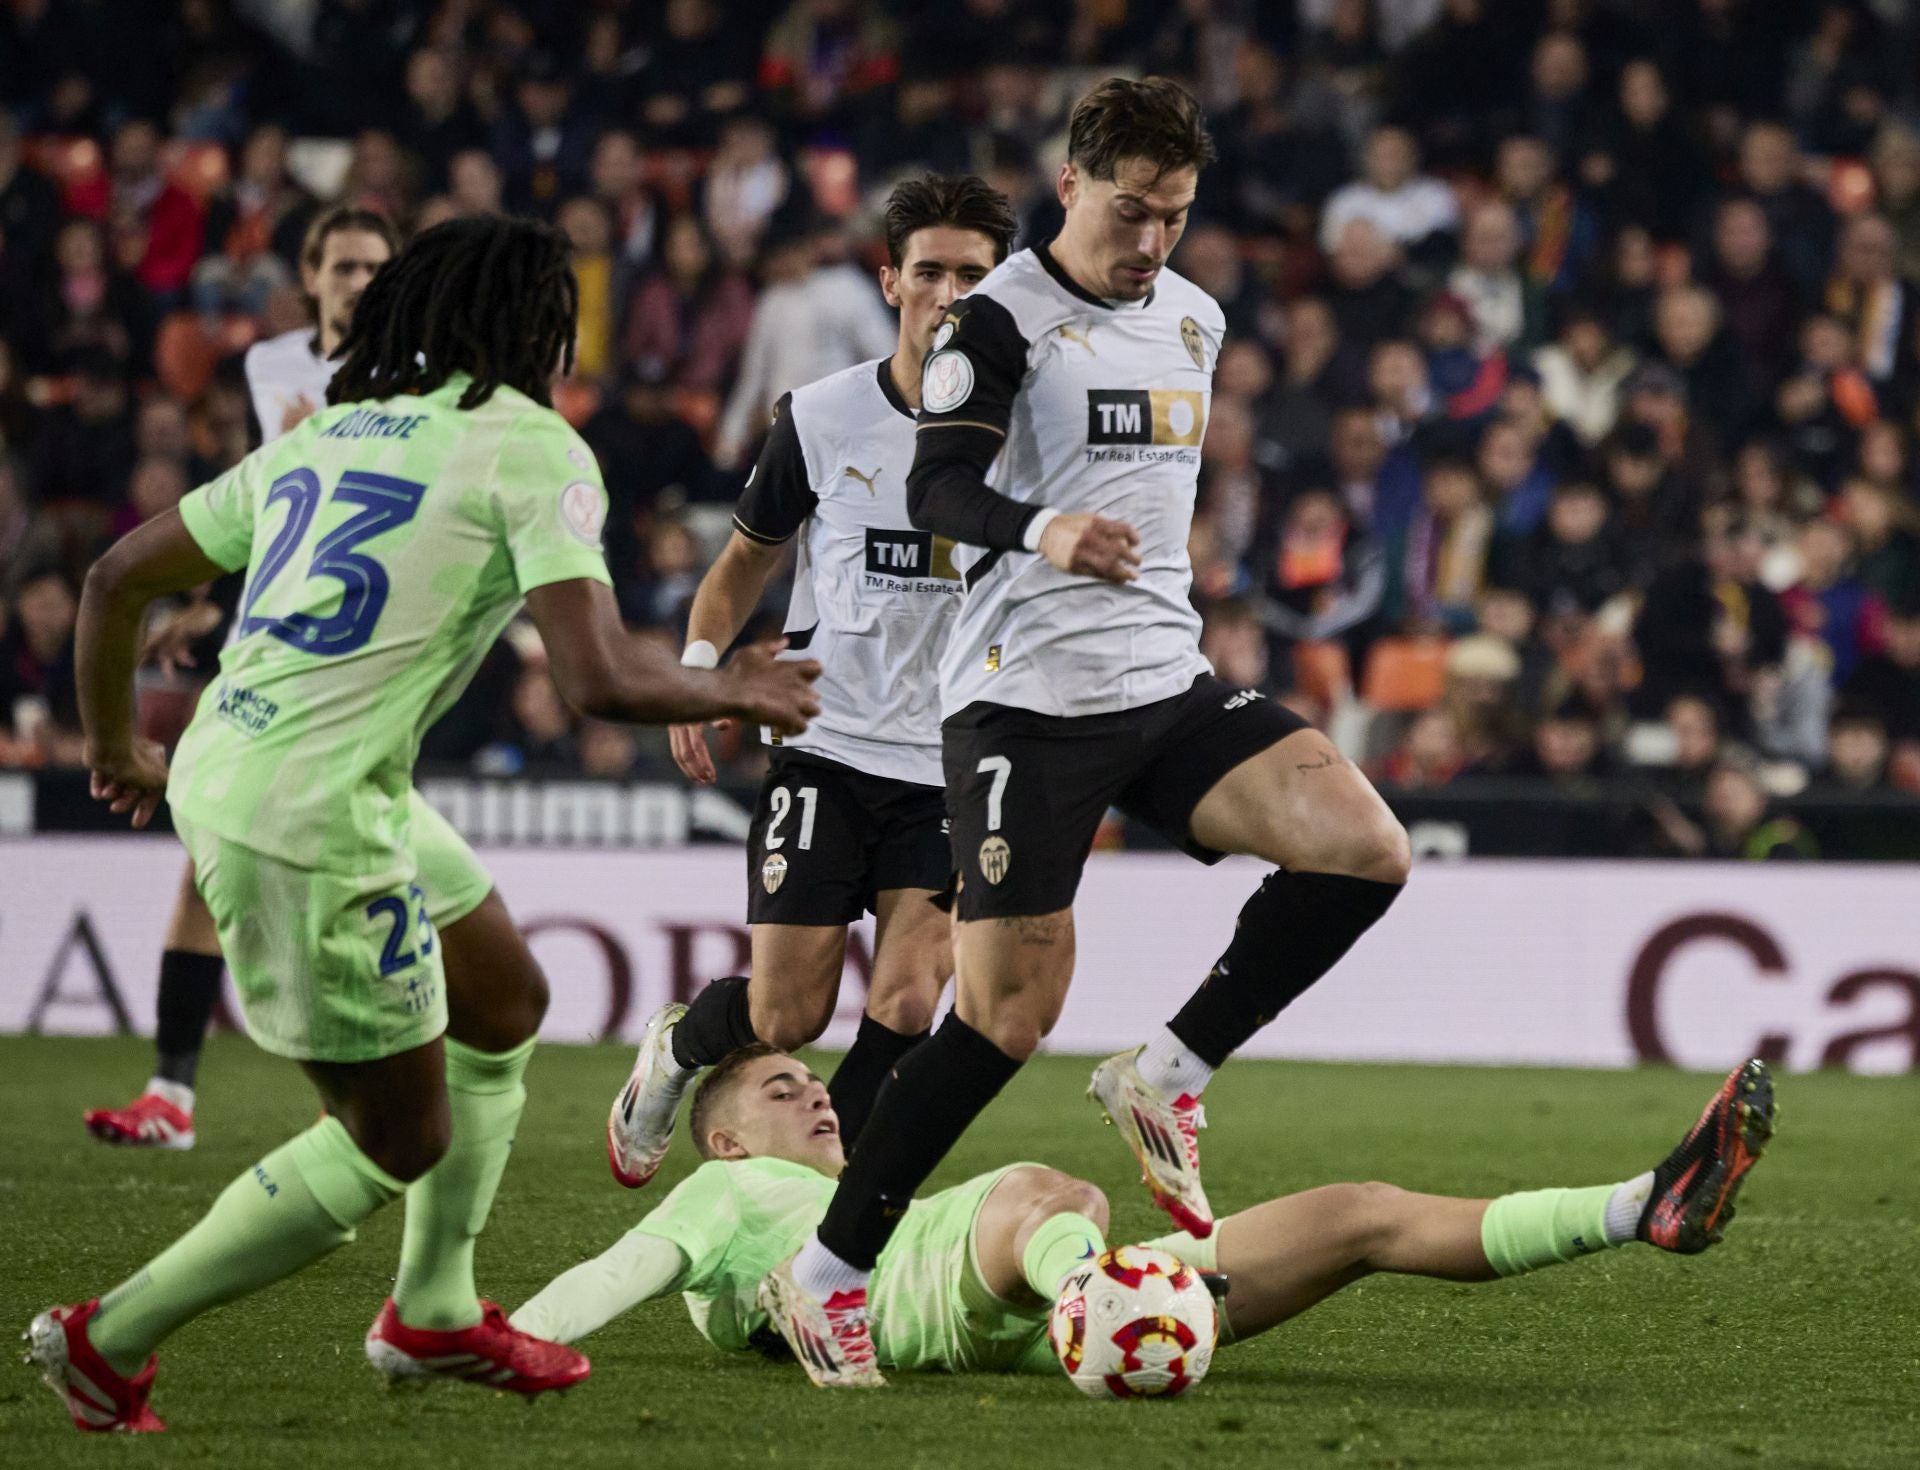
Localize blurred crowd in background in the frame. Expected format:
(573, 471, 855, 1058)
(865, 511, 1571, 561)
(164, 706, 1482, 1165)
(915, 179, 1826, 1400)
(7, 0, 1920, 857)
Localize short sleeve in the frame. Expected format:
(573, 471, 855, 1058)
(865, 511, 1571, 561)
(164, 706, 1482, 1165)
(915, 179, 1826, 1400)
(492, 412, 615, 595)
(630, 1163, 743, 1291)
(177, 457, 261, 572)
(916, 292, 1029, 438)
(732, 392, 816, 545)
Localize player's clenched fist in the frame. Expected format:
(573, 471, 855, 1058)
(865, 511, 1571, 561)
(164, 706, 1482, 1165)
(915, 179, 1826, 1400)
(722, 641, 823, 735)
(1039, 511, 1142, 584)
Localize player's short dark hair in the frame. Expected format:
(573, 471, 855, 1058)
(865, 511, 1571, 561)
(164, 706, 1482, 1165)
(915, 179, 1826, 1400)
(1067, 76, 1216, 185)
(328, 214, 577, 411)
(301, 205, 399, 272)
(883, 174, 1018, 268)
(688, 1043, 785, 1161)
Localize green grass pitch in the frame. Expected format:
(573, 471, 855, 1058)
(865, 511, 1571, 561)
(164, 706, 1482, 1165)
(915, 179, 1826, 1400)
(1, 1035, 1914, 1468)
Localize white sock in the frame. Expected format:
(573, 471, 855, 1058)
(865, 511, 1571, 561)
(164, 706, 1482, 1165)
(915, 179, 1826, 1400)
(791, 1235, 872, 1299)
(659, 1020, 700, 1086)
(1603, 1170, 1655, 1245)
(146, 1077, 194, 1113)
(1134, 1027, 1216, 1098)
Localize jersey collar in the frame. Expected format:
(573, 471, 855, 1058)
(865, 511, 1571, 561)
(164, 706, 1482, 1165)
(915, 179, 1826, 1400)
(1034, 240, 1155, 311)
(875, 356, 915, 421)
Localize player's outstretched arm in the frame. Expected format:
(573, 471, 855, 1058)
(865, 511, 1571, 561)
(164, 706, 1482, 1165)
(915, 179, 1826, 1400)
(670, 531, 790, 784)
(509, 1230, 690, 1345)
(77, 509, 230, 827)
(525, 577, 822, 731)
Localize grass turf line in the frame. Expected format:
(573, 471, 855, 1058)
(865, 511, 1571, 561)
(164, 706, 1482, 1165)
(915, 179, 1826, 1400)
(0, 1035, 1913, 1468)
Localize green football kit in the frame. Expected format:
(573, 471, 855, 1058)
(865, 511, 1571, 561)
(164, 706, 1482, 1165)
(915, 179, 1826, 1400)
(169, 376, 611, 1061)
(624, 1156, 1214, 1374)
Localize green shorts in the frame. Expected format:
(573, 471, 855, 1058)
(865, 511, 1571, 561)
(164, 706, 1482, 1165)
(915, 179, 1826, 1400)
(872, 1163, 1057, 1375)
(176, 791, 492, 1063)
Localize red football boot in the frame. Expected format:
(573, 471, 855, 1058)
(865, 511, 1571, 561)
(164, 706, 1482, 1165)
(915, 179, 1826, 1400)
(24, 1299, 165, 1433)
(363, 1298, 590, 1395)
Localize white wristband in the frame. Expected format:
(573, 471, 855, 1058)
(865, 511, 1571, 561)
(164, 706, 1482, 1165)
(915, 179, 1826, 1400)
(680, 640, 719, 670)
(1022, 506, 1061, 553)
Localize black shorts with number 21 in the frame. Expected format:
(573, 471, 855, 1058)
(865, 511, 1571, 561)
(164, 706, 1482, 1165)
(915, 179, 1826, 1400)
(942, 673, 1310, 922)
(746, 748, 951, 927)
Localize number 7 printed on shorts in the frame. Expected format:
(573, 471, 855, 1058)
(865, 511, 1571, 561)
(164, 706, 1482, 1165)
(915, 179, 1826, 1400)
(975, 756, 1012, 886)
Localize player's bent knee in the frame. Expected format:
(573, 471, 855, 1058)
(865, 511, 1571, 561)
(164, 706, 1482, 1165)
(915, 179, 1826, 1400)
(1329, 814, 1411, 886)
(352, 1113, 451, 1184)
(866, 974, 941, 1035)
(1337, 1181, 1410, 1256)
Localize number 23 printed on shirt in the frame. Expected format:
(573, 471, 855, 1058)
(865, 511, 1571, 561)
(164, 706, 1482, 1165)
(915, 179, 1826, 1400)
(239, 467, 427, 655)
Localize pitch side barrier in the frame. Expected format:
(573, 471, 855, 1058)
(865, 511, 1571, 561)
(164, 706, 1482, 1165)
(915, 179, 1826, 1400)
(4, 836, 1914, 1075)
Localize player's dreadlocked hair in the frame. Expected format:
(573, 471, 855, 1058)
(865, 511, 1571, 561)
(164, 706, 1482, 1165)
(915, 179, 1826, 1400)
(327, 215, 578, 411)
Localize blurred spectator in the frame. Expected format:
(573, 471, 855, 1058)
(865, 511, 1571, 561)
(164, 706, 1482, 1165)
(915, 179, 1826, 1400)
(1439, 632, 1525, 767)
(1657, 747, 1817, 859)
(339, 130, 415, 223)
(0, 109, 61, 272)
(634, 0, 755, 145)
(1824, 213, 1919, 393)
(1775, 311, 1871, 490)
(0, 565, 78, 760)
(1326, 220, 1418, 358)
(1657, 691, 1724, 793)
(1728, 438, 1816, 589)
(1478, 417, 1555, 539)
(589, 130, 658, 296)
(1652, 285, 1754, 441)
(1843, 598, 1920, 746)
(1839, 477, 1920, 610)
(1391, 0, 1516, 166)
(702, 114, 791, 267)
(1587, 58, 1708, 242)
(1702, 196, 1803, 407)
(104, 118, 204, 297)
(1372, 706, 1467, 788)
(623, 212, 755, 394)
(1319, 124, 1458, 261)
(1196, 397, 1267, 567)
(1634, 512, 1788, 722)
(1199, 597, 1272, 695)
(1218, 41, 1351, 234)
(398, 47, 486, 195)
(1782, 516, 1873, 688)
(579, 720, 642, 779)
(713, 214, 894, 468)
(1533, 302, 1633, 447)
(1261, 296, 1350, 469)
(1177, 223, 1269, 347)
(1495, 134, 1599, 296)
(1732, 120, 1833, 293)
(191, 124, 311, 316)
(118, 454, 187, 533)
(1505, 479, 1625, 617)
(558, 196, 617, 381)
(1253, 484, 1386, 657)
(584, 364, 716, 592)
(1870, 122, 1920, 282)
(506, 660, 580, 772)
(1819, 702, 1890, 791)
(492, 51, 602, 218)
(1507, 692, 1611, 784)
(447, 149, 504, 219)
(758, 0, 898, 127)
(1449, 200, 1543, 354)
(1389, 458, 1492, 634)
(28, 348, 135, 514)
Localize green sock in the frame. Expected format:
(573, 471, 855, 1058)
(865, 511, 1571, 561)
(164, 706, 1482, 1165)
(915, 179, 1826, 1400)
(1479, 1184, 1620, 1277)
(392, 1036, 535, 1331)
(91, 1116, 402, 1377)
(1020, 1211, 1108, 1297)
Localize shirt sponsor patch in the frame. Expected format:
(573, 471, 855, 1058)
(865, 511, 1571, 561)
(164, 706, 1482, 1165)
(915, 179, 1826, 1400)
(922, 349, 975, 413)
(560, 480, 606, 546)
(1085, 389, 1205, 446)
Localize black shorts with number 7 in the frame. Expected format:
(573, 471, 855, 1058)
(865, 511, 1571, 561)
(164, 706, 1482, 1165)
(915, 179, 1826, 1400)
(942, 673, 1311, 922)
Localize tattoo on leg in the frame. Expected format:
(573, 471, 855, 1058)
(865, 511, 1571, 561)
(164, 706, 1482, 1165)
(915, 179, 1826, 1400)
(996, 914, 1069, 946)
(1295, 749, 1344, 773)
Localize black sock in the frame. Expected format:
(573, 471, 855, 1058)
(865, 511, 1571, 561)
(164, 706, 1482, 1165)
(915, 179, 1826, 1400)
(1168, 870, 1403, 1067)
(154, 950, 224, 1088)
(817, 1013, 1022, 1268)
(828, 1014, 929, 1152)
(672, 975, 759, 1070)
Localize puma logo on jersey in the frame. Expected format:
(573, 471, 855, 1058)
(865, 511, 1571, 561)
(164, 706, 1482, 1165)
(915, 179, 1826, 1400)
(1223, 688, 1266, 710)
(843, 465, 881, 496)
(1057, 322, 1098, 355)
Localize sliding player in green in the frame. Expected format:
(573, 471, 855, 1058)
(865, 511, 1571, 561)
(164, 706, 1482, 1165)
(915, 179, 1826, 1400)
(28, 216, 821, 1433)
(512, 1049, 1774, 1382)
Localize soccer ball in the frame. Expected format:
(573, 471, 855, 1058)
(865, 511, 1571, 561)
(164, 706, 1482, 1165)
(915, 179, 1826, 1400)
(1047, 1244, 1217, 1399)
